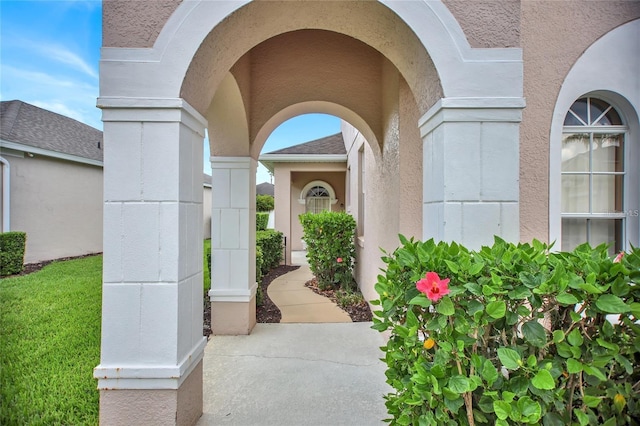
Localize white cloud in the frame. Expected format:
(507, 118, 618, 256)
(44, 44, 98, 79)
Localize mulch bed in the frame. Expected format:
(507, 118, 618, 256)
(304, 277, 373, 322)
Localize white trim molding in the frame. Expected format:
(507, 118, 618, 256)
(549, 20, 640, 250)
(94, 337, 207, 390)
(0, 139, 103, 168)
(0, 156, 10, 231)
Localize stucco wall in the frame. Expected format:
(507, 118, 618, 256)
(290, 171, 346, 252)
(8, 155, 103, 263)
(182, 1, 441, 120)
(272, 162, 347, 264)
(442, 0, 520, 48)
(102, 0, 182, 48)
(520, 1, 640, 243)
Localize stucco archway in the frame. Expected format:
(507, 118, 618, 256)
(97, 1, 524, 424)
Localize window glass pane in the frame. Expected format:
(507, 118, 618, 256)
(600, 107, 622, 126)
(562, 174, 590, 213)
(562, 218, 586, 251)
(592, 175, 622, 213)
(592, 134, 624, 172)
(589, 98, 610, 125)
(566, 98, 588, 125)
(590, 219, 622, 255)
(562, 133, 590, 171)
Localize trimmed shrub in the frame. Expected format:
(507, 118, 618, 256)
(256, 212, 269, 231)
(256, 195, 274, 212)
(299, 212, 356, 290)
(256, 230, 283, 275)
(372, 236, 640, 426)
(0, 232, 26, 276)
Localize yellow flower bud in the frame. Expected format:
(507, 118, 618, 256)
(424, 338, 435, 350)
(614, 394, 626, 412)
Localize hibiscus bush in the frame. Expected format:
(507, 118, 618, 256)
(372, 236, 640, 426)
(299, 211, 356, 290)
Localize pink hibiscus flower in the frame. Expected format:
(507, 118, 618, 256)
(613, 252, 624, 263)
(416, 272, 450, 302)
(337, 257, 343, 263)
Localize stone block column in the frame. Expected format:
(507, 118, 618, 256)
(420, 97, 525, 249)
(209, 156, 257, 335)
(95, 98, 207, 426)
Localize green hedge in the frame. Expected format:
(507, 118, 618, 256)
(256, 246, 264, 306)
(256, 195, 274, 212)
(256, 212, 269, 231)
(373, 236, 640, 426)
(256, 230, 283, 275)
(0, 232, 26, 276)
(299, 212, 356, 290)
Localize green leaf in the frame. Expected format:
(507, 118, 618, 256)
(497, 348, 522, 370)
(595, 294, 630, 313)
(469, 262, 484, 275)
(567, 328, 584, 347)
(448, 375, 470, 394)
(596, 338, 619, 352)
(435, 297, 455, 316)
(518, 396, 542, 422)
(630, 302, 640, 319)
(481, 359, 499, 386)
(522, 320, 547, 348)
(582, 395, 602, 408)
(566, 358, 583, 374)
(444, 260, 459, 274)
(583, 365, 606, 381)
(409, 294, 431, 308)
(552, 330, 565, 343)
(486, 300, 507, 319)
(493, 401, 511, 420)
(556, 292, 579, 305)
(573, 409, 590, 426)
(531, 370, 555, 390)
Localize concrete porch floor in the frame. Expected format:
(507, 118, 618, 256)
(197, 322, 391, 425)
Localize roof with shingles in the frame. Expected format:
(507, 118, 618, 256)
(0, 100, 103, 162)
(264, 133, 346, 155)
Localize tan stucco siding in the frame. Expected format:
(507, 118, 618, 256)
(290, 171, 346, 252)
(8, 155, 103, 263)
(182, 1, 441, 118)
(102, 0, 182, 48)
(520, 2, 640, 243)
(442, 0, 520, 48)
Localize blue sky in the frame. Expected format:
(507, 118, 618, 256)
(0, 0, 341, 184)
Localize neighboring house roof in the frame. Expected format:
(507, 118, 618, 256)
(259, 133, 347, 172)
(265, 133, 346, 155)
(257, 182, 274, 196)
(0, 100, 103, 163)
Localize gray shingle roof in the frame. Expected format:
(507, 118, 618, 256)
(264, 133, 346, 155)
(0, 100, 103, 162)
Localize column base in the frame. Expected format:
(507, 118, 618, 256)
(211, 297, 256, 335)
(99, 360, 203, 426)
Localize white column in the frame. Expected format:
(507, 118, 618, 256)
(420, 97, 525, 249)
(95, 98, 207, 426)
(209, 156, 257, 335)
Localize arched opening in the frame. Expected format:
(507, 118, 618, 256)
(97, 1, 524, 423)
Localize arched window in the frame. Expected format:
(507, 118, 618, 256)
(299, 180, 337, 214)
(561, 97, 627, 254)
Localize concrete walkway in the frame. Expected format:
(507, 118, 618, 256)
(198, 323, 391, 425)
(267, 265, 352, 323)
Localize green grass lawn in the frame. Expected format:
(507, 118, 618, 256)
(0, 255, 102, 425)
(1, 242, 212, 425)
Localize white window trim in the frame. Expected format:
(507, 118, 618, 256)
(298, 180, 338, 206)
